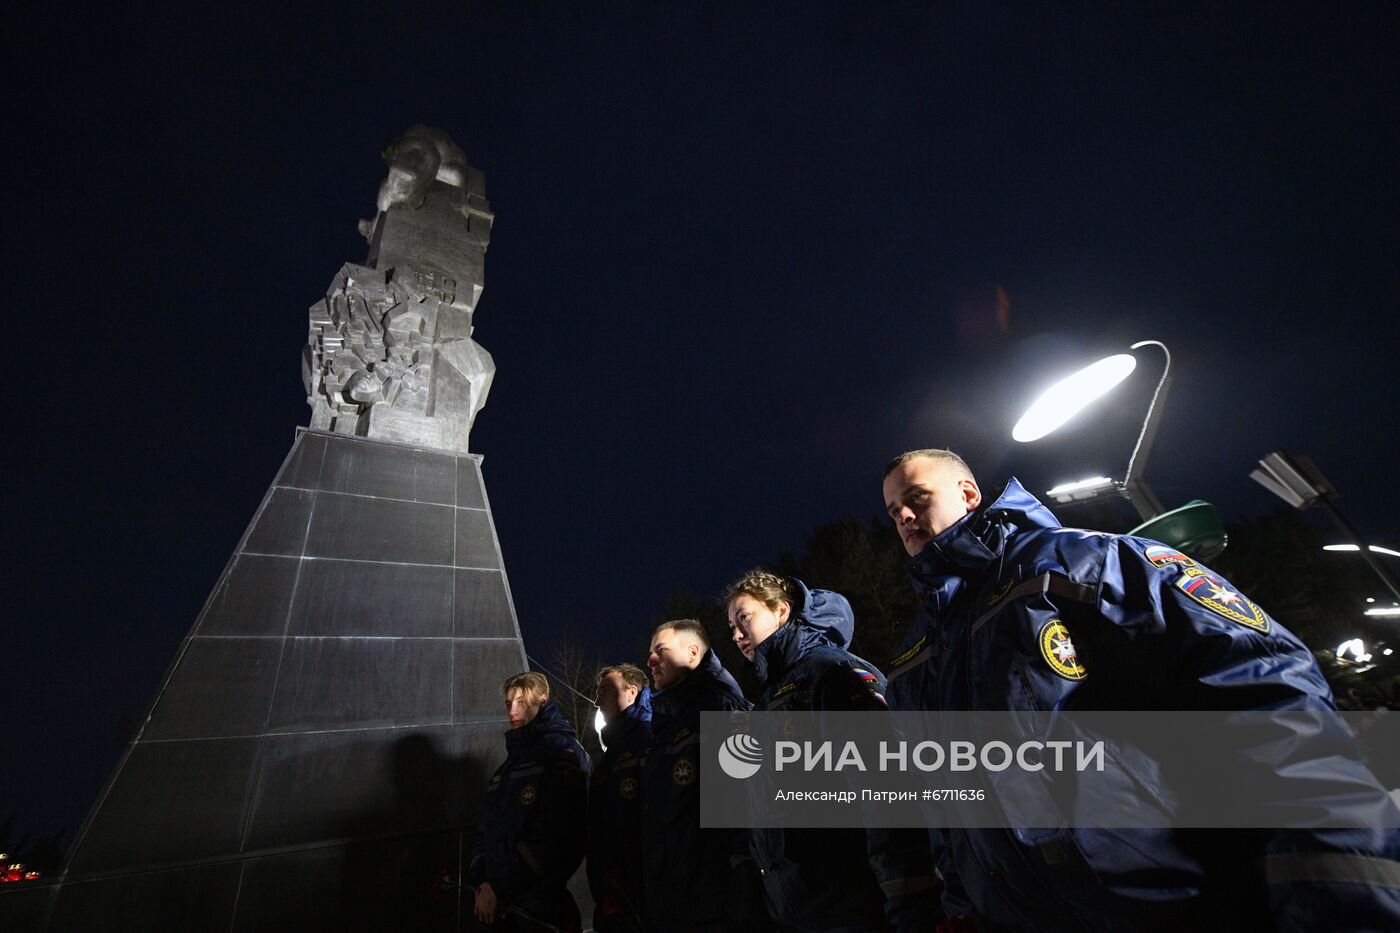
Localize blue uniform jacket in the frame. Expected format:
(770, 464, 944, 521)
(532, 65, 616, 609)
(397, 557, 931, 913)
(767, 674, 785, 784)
(587, 686, 653, 932)
(641, 648, 754, 931)
(749, 579, 939, 931)
(468, 699, 591, 921)
(884, 477, 1400, 931)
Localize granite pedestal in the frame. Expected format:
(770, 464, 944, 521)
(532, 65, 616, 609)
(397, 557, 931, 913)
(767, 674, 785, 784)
(20, 430, 527, 931)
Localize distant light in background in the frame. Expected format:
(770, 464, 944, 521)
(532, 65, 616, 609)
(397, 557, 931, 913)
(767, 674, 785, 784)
(1012, 354, 1137, 442)
(1253, 450, 1400, 604)
(1364, 608, 1400, 618)
(1336, 638, 1373, 663)
(1324, 543, 1400, 559)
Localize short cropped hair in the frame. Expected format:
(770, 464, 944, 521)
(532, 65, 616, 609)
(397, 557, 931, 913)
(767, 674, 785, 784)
(651, 618, 710, 648)
(882, 448, 975, 482)
(597, 663, 649, 692)
(501, 671, 549, 702)
(723, 569, 796, 621)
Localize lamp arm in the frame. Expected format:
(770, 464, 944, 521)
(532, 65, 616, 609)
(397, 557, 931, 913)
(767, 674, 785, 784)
(1124, 340, 1171, 487)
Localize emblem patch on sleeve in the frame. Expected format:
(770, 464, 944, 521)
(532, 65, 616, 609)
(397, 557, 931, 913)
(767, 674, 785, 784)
(518, 783, 538, 806)
(619, 776, 638, 800)
(671, 757, 696, 786)
(848, 666, 887, 706)
(1175, 567, 1270, 632)
(1145, 545, 1194, 568)
(1038, 619, 1087, 681)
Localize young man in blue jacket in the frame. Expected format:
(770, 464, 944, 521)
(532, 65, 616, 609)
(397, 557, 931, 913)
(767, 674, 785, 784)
(587, 663, 653, 933)
(640, 619, 764, 932)
(469, 671, 591, 931)
(880, 448, 1400, 931)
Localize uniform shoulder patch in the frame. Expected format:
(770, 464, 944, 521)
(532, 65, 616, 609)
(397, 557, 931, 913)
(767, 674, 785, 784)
(848, 665, 880, 684)
(1145, 544, 1194, 568)
(846, 665, 887, 707)
(770, 681, 798, 700)
(1038, 619, 1087, 681)
(671, 757, 695, 786)
(1174, 566, 1270, 632)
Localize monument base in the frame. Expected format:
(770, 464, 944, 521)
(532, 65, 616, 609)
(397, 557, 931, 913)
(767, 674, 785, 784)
(11, 430, 529, 931)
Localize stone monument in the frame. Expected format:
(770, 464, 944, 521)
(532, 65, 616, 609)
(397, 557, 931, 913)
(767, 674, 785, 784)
(8, 127, 526, 932)
(307, 123, 496, 453)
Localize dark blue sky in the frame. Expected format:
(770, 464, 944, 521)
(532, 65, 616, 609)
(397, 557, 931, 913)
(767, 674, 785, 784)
(6, 2, 1398, 843)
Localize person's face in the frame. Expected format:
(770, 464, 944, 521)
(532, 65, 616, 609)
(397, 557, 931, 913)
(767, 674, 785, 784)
(505, 688, 545, 729)
(728, 595, 790, 661)
(596, 671, 639, 722)
(648, 628, 699, 691)
(882, 457, 982, 558)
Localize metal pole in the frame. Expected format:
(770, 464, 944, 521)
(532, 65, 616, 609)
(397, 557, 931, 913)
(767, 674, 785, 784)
(1122, 340, 1171, 522)
(1124, 341, 1171, 483)
(1315, 497, 1400, 605)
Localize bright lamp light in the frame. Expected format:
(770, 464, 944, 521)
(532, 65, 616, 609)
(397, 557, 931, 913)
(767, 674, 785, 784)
(1012, 354, 1137, 442)
(1046, 476, 1116, 498)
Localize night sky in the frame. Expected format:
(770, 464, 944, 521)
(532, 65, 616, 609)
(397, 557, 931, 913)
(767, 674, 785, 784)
(7, 3, 1399, 846)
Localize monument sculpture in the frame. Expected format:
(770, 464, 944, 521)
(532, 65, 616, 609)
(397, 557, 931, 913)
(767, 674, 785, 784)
(307, 124, 496, 453)
(7, 126, 527, 932)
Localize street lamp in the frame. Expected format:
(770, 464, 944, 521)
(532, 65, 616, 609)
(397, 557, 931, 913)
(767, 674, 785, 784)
(1013, 340, 1171, 521)
(1251, 450, 1400, 604)
(1012, 340, 1226, 559)
(1012, 354, 1140, 443)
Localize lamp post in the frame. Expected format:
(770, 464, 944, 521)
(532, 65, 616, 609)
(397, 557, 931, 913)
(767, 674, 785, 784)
(1251, 450, 1400, 605)
(1013, 340, 1170, 521)
(1012, 340, 1225, 558)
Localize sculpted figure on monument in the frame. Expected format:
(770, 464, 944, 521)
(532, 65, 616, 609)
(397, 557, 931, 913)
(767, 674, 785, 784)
(357, 124, 471, 236)
(305, 125, 496, 454)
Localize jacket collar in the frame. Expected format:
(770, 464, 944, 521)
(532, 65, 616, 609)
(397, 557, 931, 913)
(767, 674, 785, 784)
(751, 577, 852, 686)
(752, 621, 812, 686)
(601, 686, 652, 749)
(505, 698, 577, 752)
(652, 648, 741, 719)
(907, 476, 1061, 593)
